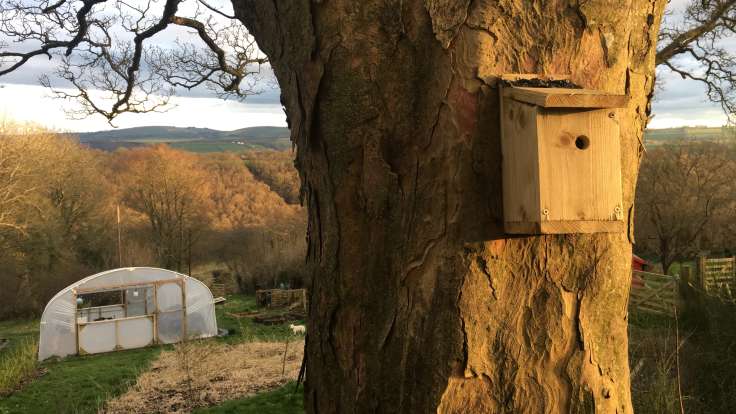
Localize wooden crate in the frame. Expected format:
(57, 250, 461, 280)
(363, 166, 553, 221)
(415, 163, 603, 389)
(500, 82, 628, 234)
(256, 288, 308, 312)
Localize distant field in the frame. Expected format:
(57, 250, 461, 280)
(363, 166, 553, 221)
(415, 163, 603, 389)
(81, 126, 734, 153)
(74, 125, 292, 153)
(133, 137, 205, 143)
(644, 126, 732, 143)
(84, 138, 291, 153)
(168, 140, 266, 153)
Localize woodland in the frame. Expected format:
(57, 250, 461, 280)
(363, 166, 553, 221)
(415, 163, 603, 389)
(0, 121, 305, 319)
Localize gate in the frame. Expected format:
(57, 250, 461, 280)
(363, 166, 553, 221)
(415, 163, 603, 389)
(698, 256, 736, 295)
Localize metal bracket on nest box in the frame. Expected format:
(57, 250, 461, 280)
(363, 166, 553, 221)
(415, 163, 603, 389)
(499, 74, 629, 235)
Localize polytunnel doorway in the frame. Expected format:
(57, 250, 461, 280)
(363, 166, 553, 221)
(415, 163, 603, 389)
(40, 267, 218, 360)
(75, 278, 186, 355)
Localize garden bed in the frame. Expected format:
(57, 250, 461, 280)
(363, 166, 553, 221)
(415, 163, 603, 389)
(104, 340, 304, 413)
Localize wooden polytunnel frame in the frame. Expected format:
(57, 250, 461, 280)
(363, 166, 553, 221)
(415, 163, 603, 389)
(72, 278, 188, 355)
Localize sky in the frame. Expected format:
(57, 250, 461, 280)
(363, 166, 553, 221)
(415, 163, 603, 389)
(0, 0, 730, 132)
(0, 83, 287, 132)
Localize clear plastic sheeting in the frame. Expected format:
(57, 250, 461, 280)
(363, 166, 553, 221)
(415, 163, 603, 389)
(125, 287, 153, 317)
(157, 282, 183, 312)
(157, 311, 184, 344)
(186, 279, 218, 340)
(38, 267, 218, 361)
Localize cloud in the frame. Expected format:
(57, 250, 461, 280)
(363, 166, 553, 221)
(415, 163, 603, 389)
(0, 0, 731, 130)
(0, 84, 286, 132)
(0, 76, 728, 132)
(649, 62, 729, 128)
(0, 54, 282, 104)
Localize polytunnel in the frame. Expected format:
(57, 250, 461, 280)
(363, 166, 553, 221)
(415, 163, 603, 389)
(39, 267, 218, 361)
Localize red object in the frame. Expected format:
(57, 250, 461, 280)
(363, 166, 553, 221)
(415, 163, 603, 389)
(632, 254, 648, 271)
(631, 254, 648, 288)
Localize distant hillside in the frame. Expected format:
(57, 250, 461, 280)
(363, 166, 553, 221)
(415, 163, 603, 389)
(76, 126, 289, 142)
(79, 125, 732, 152)
(74, 125, 291, 151)
(644, 126, 733, 143)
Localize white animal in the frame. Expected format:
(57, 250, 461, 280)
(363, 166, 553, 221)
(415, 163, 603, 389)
(289, 324, 306, 335)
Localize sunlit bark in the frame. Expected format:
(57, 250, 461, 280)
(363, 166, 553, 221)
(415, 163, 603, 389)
(234, 0, 668, 412)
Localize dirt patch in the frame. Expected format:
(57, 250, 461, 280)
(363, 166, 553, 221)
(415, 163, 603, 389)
(103, 340, 304, 413)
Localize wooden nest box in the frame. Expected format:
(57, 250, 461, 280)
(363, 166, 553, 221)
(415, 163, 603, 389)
(500, 79, 629, 234)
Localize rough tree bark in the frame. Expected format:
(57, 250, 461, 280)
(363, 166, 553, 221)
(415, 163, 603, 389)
(233, 1, 667, 412)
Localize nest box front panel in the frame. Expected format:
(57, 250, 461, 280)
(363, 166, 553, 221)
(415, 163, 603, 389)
(537, 108, 623, 226)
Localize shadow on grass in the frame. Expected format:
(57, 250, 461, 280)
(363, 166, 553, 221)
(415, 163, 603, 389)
(0, 347, 160, 414)
(194, 382, 304, 414)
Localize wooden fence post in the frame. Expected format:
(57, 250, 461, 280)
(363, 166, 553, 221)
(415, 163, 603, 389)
(698, 254, 707, 291)
(302, 289, 307, 314)
(680, 265, 693, 313)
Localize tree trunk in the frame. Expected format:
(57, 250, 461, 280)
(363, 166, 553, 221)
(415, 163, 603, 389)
(233, 0, 667, 412)
(659, 237, 672, 275)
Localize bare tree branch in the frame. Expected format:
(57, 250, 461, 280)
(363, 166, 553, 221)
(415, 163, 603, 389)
(657, 0, 736, 120)
(0, 0, 268, 123)
(196, 0, 234, 19)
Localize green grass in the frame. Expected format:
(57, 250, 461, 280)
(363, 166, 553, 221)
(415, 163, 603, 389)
(0, 347, 160, 414)
(644, 126, 729, 142)
(215, 294, 303, 344)
(169, 141, 263, 153)
(628, 306, 681, 414)
(0, 319, 38, 355)
(665, 260, 695, 276)
(194, 382, 304, 414)
(629, 309, 674, 331)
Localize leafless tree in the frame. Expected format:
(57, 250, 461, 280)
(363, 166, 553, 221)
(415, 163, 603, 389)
(0, 0, 267, 124)
(657, 0, 736, 120)
(635, 142, 735, 273)
(0, 120, 53, 236)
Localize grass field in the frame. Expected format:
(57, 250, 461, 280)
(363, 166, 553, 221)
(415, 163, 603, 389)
(194, 382, 303, 414)
(84, 138, 292, 153)
(168, 139, 291, 153)
(168, 140, 265, 153)
(215, 294, 302, 344)
(0, 319, 36, 356)
(0, 294, 304, 414)
(0, 347, 160, 414)
(644, 126, 731, 144)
